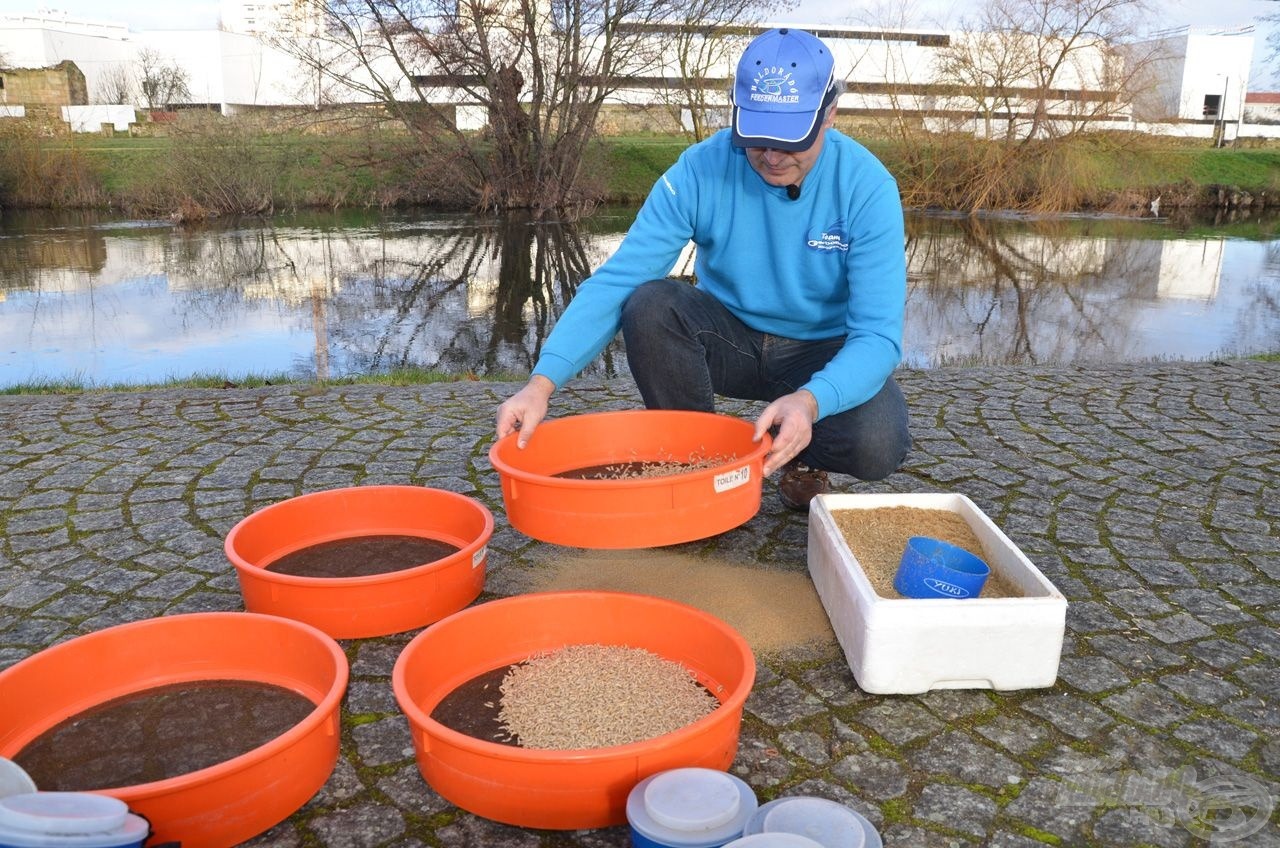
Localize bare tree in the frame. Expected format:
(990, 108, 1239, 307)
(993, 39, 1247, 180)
(936, 0, 1158, 142)
(641, 1, 794, 142)
(137, 48, 192, 110)
(1264, 4, 1280, 84)
(273, 0, 722, 216)
(859, 0, 1170, 212)
(95, 62, 136, 105)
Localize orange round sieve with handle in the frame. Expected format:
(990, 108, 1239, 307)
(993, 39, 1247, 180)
(0, 612, 348, 848)
(489, 409, 771, 548)
(392, 590, 756, 829)
(225, 485, 492, 638)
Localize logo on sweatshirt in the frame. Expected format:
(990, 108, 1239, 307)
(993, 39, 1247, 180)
(807, 221, 849, 252)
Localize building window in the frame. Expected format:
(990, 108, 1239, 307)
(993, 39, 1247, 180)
(1203, 94, 1221, 118)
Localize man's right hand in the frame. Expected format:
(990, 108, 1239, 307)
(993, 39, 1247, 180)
(495, 375, 556, 448)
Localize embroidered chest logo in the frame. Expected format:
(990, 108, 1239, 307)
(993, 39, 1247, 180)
(807, 221, 850, 252)
(750, 67, 800, 104)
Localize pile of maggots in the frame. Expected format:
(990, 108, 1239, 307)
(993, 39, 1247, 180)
(495, 645, 719, 749)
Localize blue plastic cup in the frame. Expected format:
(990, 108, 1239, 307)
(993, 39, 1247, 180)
(894, 536, 990, 599)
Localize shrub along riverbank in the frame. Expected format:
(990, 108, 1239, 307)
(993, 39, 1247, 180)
(2, 117, 1278, 219)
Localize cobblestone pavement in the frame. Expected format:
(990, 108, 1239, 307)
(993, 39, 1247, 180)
(1, 361, 1278, 847)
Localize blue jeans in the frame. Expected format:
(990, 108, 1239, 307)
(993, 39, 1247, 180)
(620, 278, 911, 480)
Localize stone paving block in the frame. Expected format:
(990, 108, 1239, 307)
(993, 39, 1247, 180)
(1092, 807, 1193, 848)
(351, 715, 415, 768)
(0, 578, 66, 609)
(1087, 633, 1184, 673)
(1, 616, 72, 649)
(1220, 695, 1280, 729)
(974, 714, 1052, 756)
(858, 699, 945, 746)
(830, 750, 909, 800)
(1135, 612, 1217, 643)
(732, 728, 797, 787)
(1158, 669, 1241, 705)
(780, 777, 883, 825)
(1022, 693, 1115, 740)
(777, 729, 832, 765)
(1188, 638, 1258, 669)
(1003, 776, 1097, 844)
(1173, 718, 1260, 761)
(1103, 683, 1194, 729)
(376, 764, 455, 817)
(1237, 625, 1280, 656)
(306, 805, 407, 848)
(1230, 662, 1280, 700)
(307, 757, 366, 807)
(914, 782, 998, 836)
(909, 731, 1023, 788)
(799, 660, 869, 707)
(1056, 655, 1132, 694)
(1035, 744, 1124, 777)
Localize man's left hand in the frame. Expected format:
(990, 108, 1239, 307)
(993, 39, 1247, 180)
(753, 390, 819, 476)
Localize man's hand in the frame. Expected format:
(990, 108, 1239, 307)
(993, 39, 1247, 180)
(753, 389, 818, 476)
(496, 375, 556, 448)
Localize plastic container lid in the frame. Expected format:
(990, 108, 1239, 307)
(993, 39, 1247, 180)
(0, 794, 147, 848)
(723, 835, 825, 848)
(0, 794, 128, 835)
(627, 768, 758, 848)
(0, 762, 36, 801)
(743, 797, 881, 848)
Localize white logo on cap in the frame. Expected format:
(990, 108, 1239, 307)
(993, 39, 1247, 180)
(751, 67, 800, 104)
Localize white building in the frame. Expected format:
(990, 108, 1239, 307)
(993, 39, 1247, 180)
(220, 0, 325, 38)
(0, 10, 1270, 139)
(1129, 26, 1254, 123)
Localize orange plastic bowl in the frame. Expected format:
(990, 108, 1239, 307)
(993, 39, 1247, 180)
(392, 590, 756, 830)
(489, 410, 771, 548)
(0, 612, 347, 848)
(225, 485, 492, 638)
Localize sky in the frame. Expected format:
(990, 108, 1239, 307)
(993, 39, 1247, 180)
(1, 0, 1276, 82)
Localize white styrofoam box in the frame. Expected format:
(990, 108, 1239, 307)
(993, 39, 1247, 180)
(808, 492, 1067, 695)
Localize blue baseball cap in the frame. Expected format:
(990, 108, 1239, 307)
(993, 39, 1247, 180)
(732, 28, 836, 151)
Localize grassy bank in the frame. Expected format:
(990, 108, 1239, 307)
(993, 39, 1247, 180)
(4, 353, 1276, 396)
(2, 123, 1279, 215)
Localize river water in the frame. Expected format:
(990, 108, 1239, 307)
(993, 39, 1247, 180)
(1, 207, 1276, 389)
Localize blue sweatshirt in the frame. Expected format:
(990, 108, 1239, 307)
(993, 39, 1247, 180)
(532, 127, 906, 420)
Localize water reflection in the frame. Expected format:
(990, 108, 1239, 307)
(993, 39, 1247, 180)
(0, 208, 1276, 388)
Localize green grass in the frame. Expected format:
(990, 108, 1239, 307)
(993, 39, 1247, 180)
(5, 127, 1279, 214)
(5, 353, 1273, 397)
(0, 368, 527, 396)
(597, 137, 686, 203)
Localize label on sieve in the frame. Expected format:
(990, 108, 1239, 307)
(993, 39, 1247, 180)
(472, 545, 487, 568)
(714, 465, 751, 493)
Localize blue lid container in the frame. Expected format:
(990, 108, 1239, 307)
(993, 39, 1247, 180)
(742, 796, 881, 848)
(627, 768, 758, 848)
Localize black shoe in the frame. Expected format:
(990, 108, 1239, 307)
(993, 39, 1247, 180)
(778, 461, 830, 511)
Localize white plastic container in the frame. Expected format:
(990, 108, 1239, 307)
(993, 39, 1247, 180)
(0, 793, 148, 848)
(723, 834, 824, 848)
(627, 768, 758, 848)
(743, 797, 880, 848)
(808, 493, 1067, 694)
(0, 762, 35, 800)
